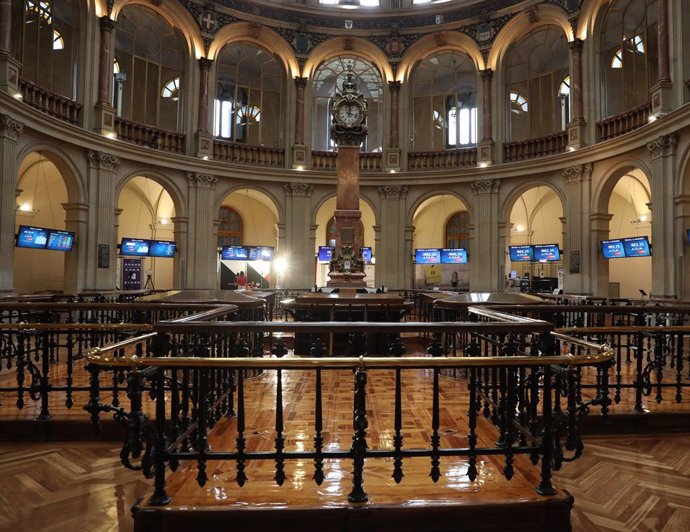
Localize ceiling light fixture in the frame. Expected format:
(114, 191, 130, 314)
(339, 0, 360, 7)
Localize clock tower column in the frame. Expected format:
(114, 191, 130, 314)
(328, 71, 368, 287)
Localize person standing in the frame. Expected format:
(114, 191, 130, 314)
(236, 271, 248, 288)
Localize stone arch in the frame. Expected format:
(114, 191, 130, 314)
(500, 179, 566, 224)
(311, 191, 378, 226)
(577, 0, 611, 41)
(16, 143, 85, 204)
(592, 159, 653, 215)
(303, 37, 394, 82)
(396, 32, 485, 82)
(407, 189, 472, 227)
(214, 184, 282, 223)
(116, 168, 187, 219)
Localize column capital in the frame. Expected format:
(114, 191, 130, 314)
(99, 16, 116, 32)
(378, 185, 408, 199)
(283, 182, 314, 197)
(87, 150, 120, 171)
(647, 133, 678, 160)
(470, 179, 500, 195)
(388, 80, 401, 91)
(294, 76, 308, 88)
(198, 57, 213, 71)
(568, 38, 584, 53)
(0, 114, 24, 140)
(562, 163, 592, 183)
(187, 172, 217, 188)
(480, 68, 493, 81)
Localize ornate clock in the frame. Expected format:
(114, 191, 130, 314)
(330, 71, 367, 146)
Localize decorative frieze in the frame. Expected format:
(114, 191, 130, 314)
(647, 133, 678, 160)
(0, 114, 23, 140)
(470, 179, 499, 195)
(87, 150, 120, 171)
(283, 182, 314, 197)
(187, 172, 217, 188)
(378, 185, 408, 199)
(563, 163, 592, 183)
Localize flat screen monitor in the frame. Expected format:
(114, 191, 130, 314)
(317, 246, 333, 263)
(414, 248, 441, 264)
(532, 244, 561, 262)
(601, 239, 626, 259)
(46, 229, 75, 251)
(149, 240, 176, 258)
(16, 225, 49, 249)
(441, 248, 468, 264)
(509, 245, 534, 262)
(361, 246, 373, 264)
(120, 238, 150, 257)
(220, 246, 248, 260)
(249, 246, 274, 261)
(622, 236, 651, 257)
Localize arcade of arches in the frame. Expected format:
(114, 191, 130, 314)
(2, 0, 690, 299)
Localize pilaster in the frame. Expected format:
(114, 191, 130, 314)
(186, 172, 218, 289)
(377, 185, 409, 288)
(0, 114, 23, 291)
(470, 179, 501, 291)
(590, 213, 614, 297)
(94, 17, 117, 135)
(562, 163, 593, 294)
(196, 58, 214, 159)
(171, 216, 188, 289)
(283, 182, 314, 288)
(61, 202, 89, 293)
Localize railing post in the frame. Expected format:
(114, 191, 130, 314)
(149, 368, 171, 505)
(536, 364, 556, 495)
(36, 330, 51, 420)
(348, 359, 368, 503)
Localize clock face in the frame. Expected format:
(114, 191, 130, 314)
(337, 102, 361, 127)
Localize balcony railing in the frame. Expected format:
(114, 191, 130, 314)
(407, 148, 477, 170)
(18, 78, 82, 125)
(114, 117, 185, 153)
(213, 140, 285, 167)
(597, 102, 652, 141)
(311, 150, 382, 171)
(503, 131, 568, 162)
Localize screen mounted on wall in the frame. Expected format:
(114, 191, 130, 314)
(600, 239, 626, 259)
(622, 236, 651, 257)
(46, 230, 75, 252)
(119, 238, 151, 257)
(508, 245, 534, 262)
(16, 225, 49, 249)
(361, 247, 373, 264)
(317, 246, 333, 263)
(414, 248, 441, 264)
(248, 246, 274, 261)
(220, 246, 248, 260)
(441, 248, 468, 264)
(532, 244, 561, 262)
(149, 240, 176, 258)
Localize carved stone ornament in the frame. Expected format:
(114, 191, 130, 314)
(563, 163, 592, 183)
(470, 179, 500, 195)
(647, 133, 679, 160)
(187, 172, 217, 188)
(87, 150, 120, 171)
(378, 185, 408, 199)
(283, 182, 314, 197)
(0, 115, 24, 140)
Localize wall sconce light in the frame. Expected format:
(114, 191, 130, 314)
(16, 202, 38, 213)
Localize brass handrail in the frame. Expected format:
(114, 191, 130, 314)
(0, 323, 154, 331)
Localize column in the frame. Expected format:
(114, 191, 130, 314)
(0, 115, 23, 291)
(195, 58, 214, 159)
(647, 133, 679, 298)
(562, 164, 593, 294)
(470, 180, 501, 291)
(171, 216, 188, 289)
(292, 77, 308, 168)
(186, 173, 218, 289)
(0, 0, 21, 95)
(589, 213, 613, 297)
(650, 0, 673, 115)
(282, 183, 314, 288)
(377, 186, 409, 289)
(675, 195, 690, 299)
(94, 17, 117, 135)
(477, 70, 494, 165)
(62, 203, 89, 293)
(385, 81, 401, 171)
(85, 150, 119, 290)
(567, 39, 587, 149)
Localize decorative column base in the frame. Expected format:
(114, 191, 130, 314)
(384, 149, 401, 172)
(0, 52, 21, 95)
(566, 118, 587, 150)
(196, 130, 213, 159)
(292, 144, 308, 169)
(93, 102, 116, 136)
(650, 80, 673, 117)
(477, 139, 494, 166)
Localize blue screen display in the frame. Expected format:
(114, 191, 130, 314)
(248, 246, 274, 261)
(120, 238, 150, 257)
(415, 248, 441, 264)
(149, 240, 176, 258)
(46, 230, 75, 251)
(441, 248, 468, 264)
(361, 247, 372, 264)
(601, 239, 626, 259)
(533, 244, 561, 262)
(16, 225, 49, 249)
(622, 236, 651, 257)
(317, 246, 333, 263)
(509, 245, 534, 262)
(220, 246, 248, 260)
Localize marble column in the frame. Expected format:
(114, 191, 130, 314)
(470, 179, 501, 291)
(477, 70, 494, 165)
(647, 133, 679, 298)
(0, 0, 20, 94)
(562, 163, 593, 294)
(589, 213, 613, 297)
(62, 203, 89, 293)
(567, 39, 587, 149)
(186, 173, 218, 288)
(292, 77, 308, 168)
(650, 0, 673, 114)
(94, 17, 116, 134)
(377, 185, 409, 289)
(85, 150, 119, 289)
(0, 0, 11, 52)
(282, 183, 314, 288)
(675, 195, 690, 299)
(385, 81, 401, 171)
(0, 115, 23, 292)
(195, 58, 214, 158)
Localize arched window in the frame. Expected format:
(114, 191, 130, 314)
(217, 207, 243, 247)
(445, 211, 469, 250)
(504, 26, 569, 140)
(312, 56, 383, 152)
(114, 5, 186, 130)
(558, 76, 570, 129)
(600, 0, 657, 118)
(409, 51, 477, 151)
(52, 29, 64, 50)
(214, 42, 285, 146)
